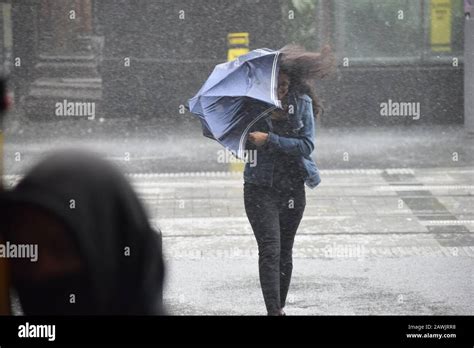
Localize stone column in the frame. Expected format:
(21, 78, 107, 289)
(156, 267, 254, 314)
(25, 0, 103, 119)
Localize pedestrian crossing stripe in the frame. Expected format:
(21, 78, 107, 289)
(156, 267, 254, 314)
(163, 244, 474, 259)
(2, 167, 473, 180)
(420, 220, 474, 225)
(375, 185, 474, 191)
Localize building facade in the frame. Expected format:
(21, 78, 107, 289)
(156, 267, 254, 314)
(4, 0, 467, 126)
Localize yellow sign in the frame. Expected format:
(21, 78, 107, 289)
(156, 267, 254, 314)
(228, 33, 249, 46)
(430, 0, 452, 52)
(228, 48, 250, 62)
(227, 32, 249, 63)
(227, 33, 250, 172)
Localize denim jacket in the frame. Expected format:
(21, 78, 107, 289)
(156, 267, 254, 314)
(243, 92, 321, 189)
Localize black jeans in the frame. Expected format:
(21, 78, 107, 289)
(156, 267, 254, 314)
(244, 181, 306, 314)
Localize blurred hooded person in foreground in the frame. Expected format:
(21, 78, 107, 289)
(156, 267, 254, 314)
(0, 150, 165, 315)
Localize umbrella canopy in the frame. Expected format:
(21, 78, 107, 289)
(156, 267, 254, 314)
(187, 48, 283, 159)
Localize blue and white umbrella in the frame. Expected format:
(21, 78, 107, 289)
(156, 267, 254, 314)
(187, 48, 282, 159)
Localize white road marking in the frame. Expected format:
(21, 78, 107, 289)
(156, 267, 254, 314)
(420, 220, 474, 225)
(375, 185, 474, 191)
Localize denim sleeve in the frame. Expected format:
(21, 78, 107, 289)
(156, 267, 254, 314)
(265, 100, 315, 157)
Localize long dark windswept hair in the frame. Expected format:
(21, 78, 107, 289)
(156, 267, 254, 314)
(278, 44, 336, 119)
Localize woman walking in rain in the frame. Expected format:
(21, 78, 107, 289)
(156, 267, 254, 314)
(244, 44, 335, 315)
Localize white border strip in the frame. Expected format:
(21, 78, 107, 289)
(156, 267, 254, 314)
(3, 168, 473, 181)
(270, 51, 281, 107)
